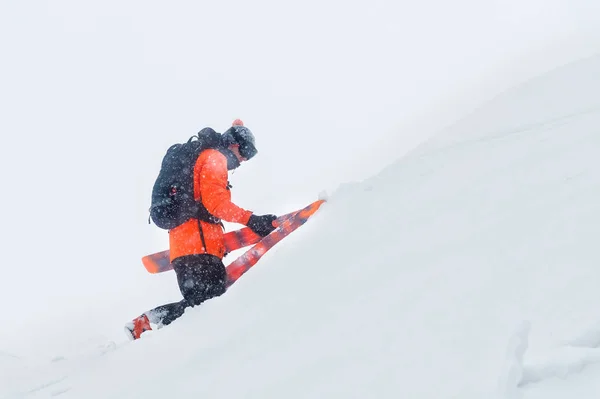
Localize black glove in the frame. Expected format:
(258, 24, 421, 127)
(247, 214, 277, 237)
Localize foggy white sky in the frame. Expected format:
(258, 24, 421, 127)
(0, 0, 598, 356)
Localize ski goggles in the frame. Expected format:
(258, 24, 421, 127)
(232, 126, 258, 160)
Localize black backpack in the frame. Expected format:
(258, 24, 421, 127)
(149, 128, 223, 230)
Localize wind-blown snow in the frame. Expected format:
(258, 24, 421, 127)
(2, 50, 599, 398)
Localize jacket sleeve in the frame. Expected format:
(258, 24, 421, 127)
(198, 150, 253, 225)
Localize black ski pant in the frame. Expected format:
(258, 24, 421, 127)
(145, 254, 227, 327)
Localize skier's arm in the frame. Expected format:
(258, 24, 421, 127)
(199, 151, 253, 225)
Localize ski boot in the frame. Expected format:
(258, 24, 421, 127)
(124, 314, 152, 341)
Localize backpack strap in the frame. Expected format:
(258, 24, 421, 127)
(195, 199, 221, 224)
(196, 218, 207, 253)
(189, 131, 223, 225)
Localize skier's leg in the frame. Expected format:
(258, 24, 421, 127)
(143, 255, 227, 326)
(139, 255, 227, 326)
(125, 255, 227, 340)
(124, 298, 190, 340)
(144, 300, 188, 326)
(173, 254, 227, 306)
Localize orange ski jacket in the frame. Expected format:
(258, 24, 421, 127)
(168, 149, 252, 261)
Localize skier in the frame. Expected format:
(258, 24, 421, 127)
(125, 119, 278, 340)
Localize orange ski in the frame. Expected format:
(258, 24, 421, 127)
(142, 228, 261, 274)
(142, 200, 326, 275)
(226, 199, 325, 286)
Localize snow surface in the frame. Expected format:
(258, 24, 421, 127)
(2, 49, 600, 398)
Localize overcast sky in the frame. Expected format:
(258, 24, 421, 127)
(0, 0, 598, 355)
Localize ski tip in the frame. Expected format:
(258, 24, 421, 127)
(318, 190, 329, 202)
(295, 199, 327, 221)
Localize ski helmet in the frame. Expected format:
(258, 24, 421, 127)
(222, 121, 257, 160)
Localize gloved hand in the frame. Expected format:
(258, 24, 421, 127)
(247, 214, 277, 237)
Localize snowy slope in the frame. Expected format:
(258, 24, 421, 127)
(2, 54, 600, 399)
